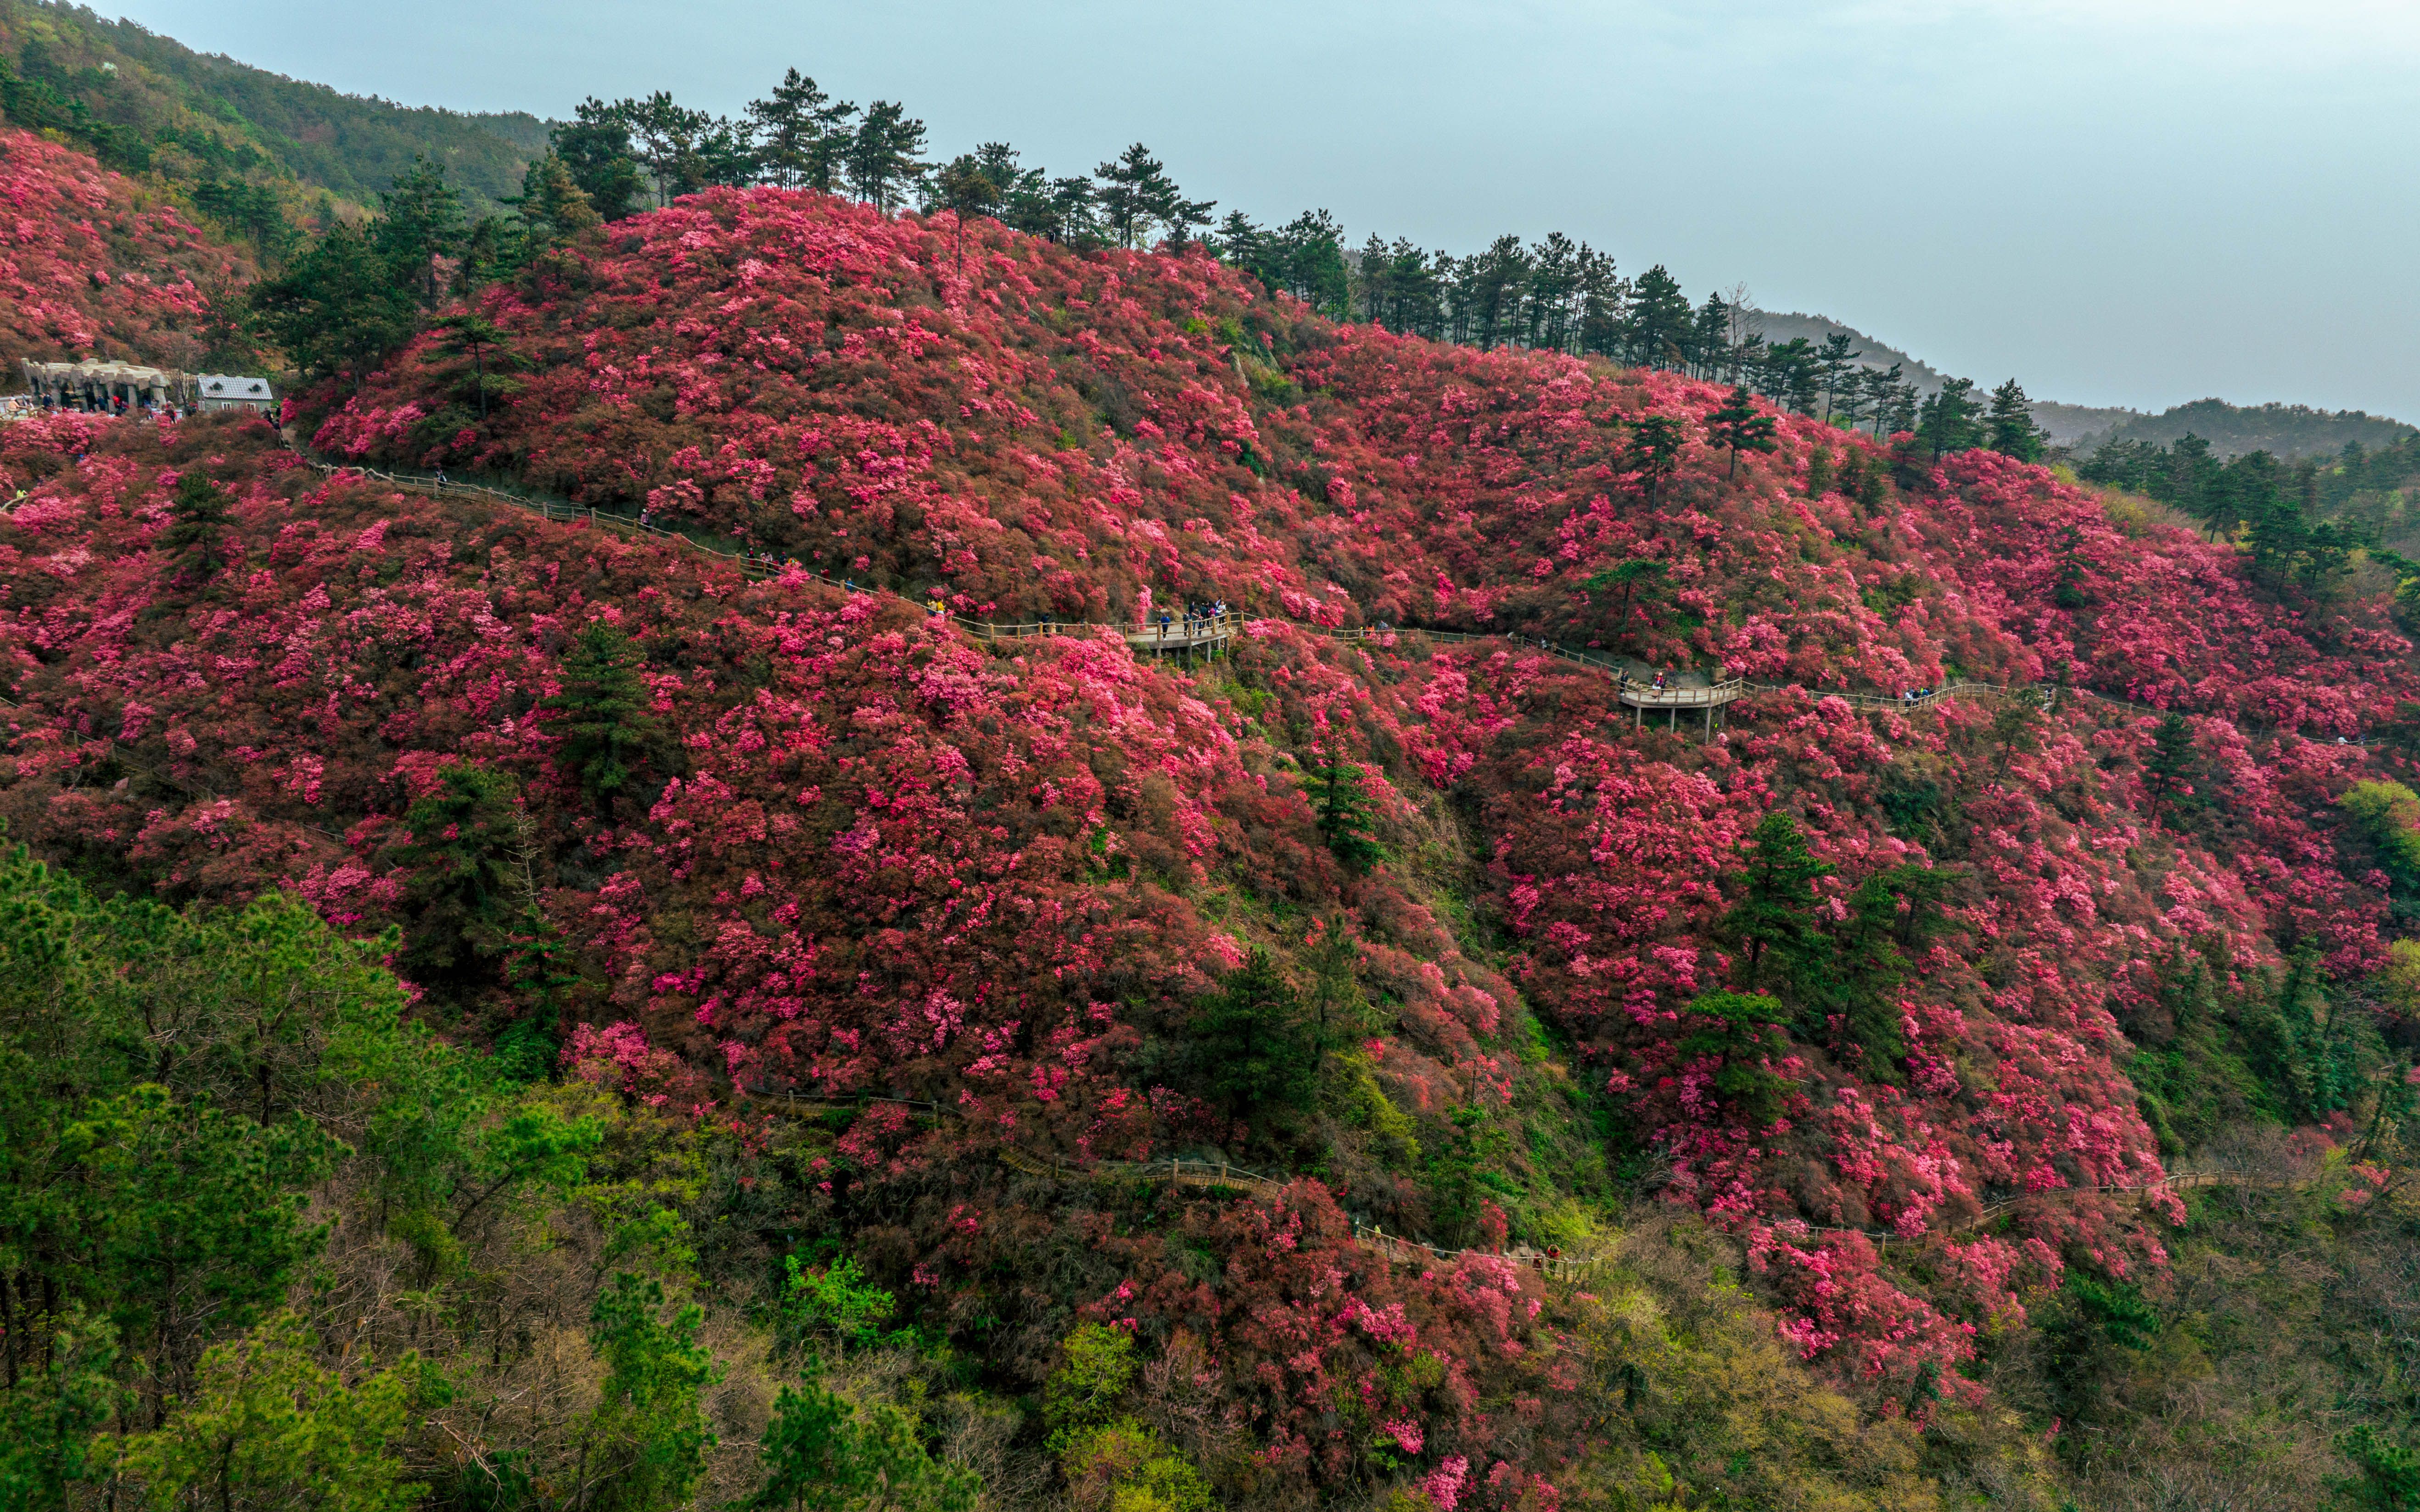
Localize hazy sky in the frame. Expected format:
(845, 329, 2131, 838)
(103, 0, 2420, 419)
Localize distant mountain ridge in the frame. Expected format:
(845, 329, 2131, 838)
(1753, 308, 2415, 459)
(2075, 398, 2418, 460)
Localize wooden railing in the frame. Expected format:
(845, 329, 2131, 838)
(308, 459, 2287, 733)
(1353, 1221, 1602, 1282)
(1793, 1167, 2314, 1245)
(717, 1081, 1611, 1284)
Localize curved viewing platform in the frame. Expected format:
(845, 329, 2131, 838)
(1615, 678, 1747, 709)
(295, 462, 2342, 743)
(950, 614, 1239, 654)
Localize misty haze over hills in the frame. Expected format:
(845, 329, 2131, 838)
(1751, 307, 2419, 459)
(4, 0, 2407, 463)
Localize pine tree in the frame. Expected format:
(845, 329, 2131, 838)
(1625, 413, 1687, 506)
(1586, 558, 1668, 644)
(1675, 991, 1796, 1125)
(1978, 692, 2046, 789)
(433, 312, 514, 420)
(1193, 950, 1316, 1119)
(746, 69, 840, 190)
(1042, 176, 1101, 245)
(1820, 864, 1958, 1078)
(393, 763, 524, 982)
(541, 623, 665, 807)
(1092, 143, 1207, 250)
(845, 101, 926, 211)
(1760, 338, 1821, 414)
(1689, 292, 1731, 378)
(116, 1315, 420, 1512)
(1816, 333, 1862, 421)
(371, 155, 465, 307)
(248, 220, 421, 388)
(622, 92, 715, 206)
(1301, 913, 1376, 1090)
(1307, 758, 1386, 872)
(579, 1276, 721, 1512)
(159, 470, 235, 581)
(552, 99, 644, 219)
(2142, 713, 2204, 820)
(751, 1372, 868, 1512)
(1916, 377, 1985, 459)
(932, 156, 1001, 274)
(1985, 378, 2048, 462)
(1860, 363, 1906, 437)
(0, 1310, 123, 1511)
(1623, 264, 1692, 368)
(973, 143, 1057, 240)
(1459, 235, 1531, 348)
(1705, 384, 1778, 480)
(1723, 811, 1835, 992)
(1576, 246, 1627, 357)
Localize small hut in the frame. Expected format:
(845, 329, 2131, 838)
(196, 374, 275, 413)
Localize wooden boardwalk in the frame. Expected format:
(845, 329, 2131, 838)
(1796, 1168, 2312, 1245)
(307, 460, 2329, 737)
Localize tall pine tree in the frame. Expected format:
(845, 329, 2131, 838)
(541, 623, 666, 809)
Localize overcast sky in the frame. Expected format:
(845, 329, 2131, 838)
(103, 0, 2420, 419)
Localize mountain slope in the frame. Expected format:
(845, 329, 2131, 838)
(0, 125, 250, 367)
(8, 167, 2420, 1507)
(2078, 396, 2420, 460)
(0, 0, 542, 213)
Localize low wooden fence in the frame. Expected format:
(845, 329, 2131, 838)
(309, 459, 2336, 735)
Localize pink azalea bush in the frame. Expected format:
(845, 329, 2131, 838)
(0, 128, 239, 368)
(6, 161, 2419, 1493)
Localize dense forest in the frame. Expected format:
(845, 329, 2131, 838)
(10, 33, 2420, 1512)
(0, 0, 545, 230)
(2079, 397, 2418, 463)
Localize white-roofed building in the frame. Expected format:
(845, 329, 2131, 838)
(196, 374, 275, 413)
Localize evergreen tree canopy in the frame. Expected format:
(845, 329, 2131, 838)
(932, 155, 1001, 273)
(551, 97, 644, 219)
(247, 220, 421, 387)
(1625, 413, 1687, 505)
(1192, 949, 1317, 1121)
(1706, 384, 1778, 480)
(581, 1274, 720, 1512)
(1675, 990, 1796, 1125)
(541, 622, 667, 808)
(370, 153, 464, 306)
(747, 68, 851, 191)
(1723, 811, 1835, 993)
(1093, 143, 1212, 251)
(1916, 376, 1985, 459)
(158, 469, 235, 581)
(508, 151, 602, 250)
(1986, 378, 2049, 462)
(845, 101, 927, 211)
(1306, 757, 1386, 873)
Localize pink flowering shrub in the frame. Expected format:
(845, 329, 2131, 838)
(0, 129, 241, 369)
(7, 167, 2420, 1495)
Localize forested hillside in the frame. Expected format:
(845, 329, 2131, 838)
(2078, 396, 2420, 461)
(11, 119, 2420, 1512)
(0, 0, 542, 226)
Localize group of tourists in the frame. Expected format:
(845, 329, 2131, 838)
(1150, 599, 1229, 638)
(30, 390, 188, 421)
